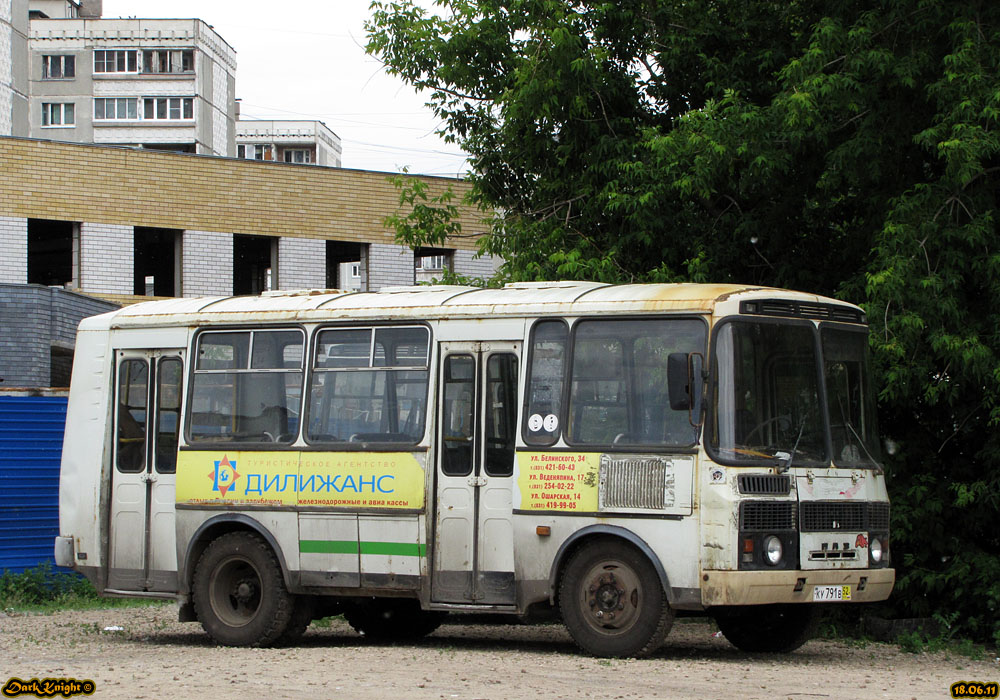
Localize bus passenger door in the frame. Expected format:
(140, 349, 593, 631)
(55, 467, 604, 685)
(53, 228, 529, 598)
(107, 350, 183, 592)
(432, 341, 520, 605)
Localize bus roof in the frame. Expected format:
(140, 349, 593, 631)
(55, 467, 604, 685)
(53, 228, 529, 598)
(82, 282, 862, 330)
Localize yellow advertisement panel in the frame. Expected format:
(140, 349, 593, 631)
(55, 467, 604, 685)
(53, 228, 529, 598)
(516, 452, 600, 512)
(176, 451, 425, 510)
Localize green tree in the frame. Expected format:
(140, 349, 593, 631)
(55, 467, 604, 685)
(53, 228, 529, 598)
(369, 0, 1000, 644)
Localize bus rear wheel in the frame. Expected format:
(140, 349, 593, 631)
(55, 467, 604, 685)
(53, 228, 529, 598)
(559, 539, 674, 658)
(714, 604, 820, 653)
(193, 531, 293, 647)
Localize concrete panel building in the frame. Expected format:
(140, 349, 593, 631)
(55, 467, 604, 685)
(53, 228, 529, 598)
(237, 118, 342, 167)
(27, 16, 237, 155)
(1, 0, 30, 136)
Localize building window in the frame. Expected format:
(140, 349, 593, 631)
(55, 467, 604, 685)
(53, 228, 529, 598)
(42, 55, 75, 79)
(416, 254, 445, 271)
(238, 144, 274, 161)
(284, 149, 311, 164)
(94, 97, 138, 120)
(94, 49, 138, 74)
(142, 97, 194, 120)
(41, 103, 75, 127)
(142, 49, 194, 74)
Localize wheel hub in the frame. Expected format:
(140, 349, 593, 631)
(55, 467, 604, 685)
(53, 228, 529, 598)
(583, 568, 638, 630)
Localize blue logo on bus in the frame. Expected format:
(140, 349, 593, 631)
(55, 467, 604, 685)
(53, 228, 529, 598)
(209, 455, 240, 497)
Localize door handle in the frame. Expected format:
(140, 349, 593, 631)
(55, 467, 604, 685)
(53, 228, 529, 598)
(467, 476, 487, 487)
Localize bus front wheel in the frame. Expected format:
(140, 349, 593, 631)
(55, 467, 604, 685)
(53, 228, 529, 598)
(559, 539, 674, 658)
(192, 531, 294, 647)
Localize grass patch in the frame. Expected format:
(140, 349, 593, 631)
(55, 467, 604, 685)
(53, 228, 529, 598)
(1, 563, 168, 613)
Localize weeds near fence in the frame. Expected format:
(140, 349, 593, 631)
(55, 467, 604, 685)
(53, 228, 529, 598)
(0, 563, 166, 613)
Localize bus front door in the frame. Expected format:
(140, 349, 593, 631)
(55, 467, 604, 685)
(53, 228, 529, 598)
(107, 350, 183, 592)
(432, 341, 520, 605)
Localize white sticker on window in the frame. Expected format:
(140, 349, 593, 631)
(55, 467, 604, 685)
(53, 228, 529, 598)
(528, 413, 544, 432)
(543, 414, 559, 432)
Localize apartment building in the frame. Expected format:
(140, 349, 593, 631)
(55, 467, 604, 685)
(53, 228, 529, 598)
(28, 8, 237, 154)
(1, 0, 29, 136)
(237, 118, 343, 166)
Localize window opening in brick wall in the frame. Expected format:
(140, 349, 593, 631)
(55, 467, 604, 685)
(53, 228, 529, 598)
(28, 219, 75, 286)
(234, 234, 277, 295)
(414, 247, 453, 282)
(134, 227, 181, 297)
(326, 240, 365, 292)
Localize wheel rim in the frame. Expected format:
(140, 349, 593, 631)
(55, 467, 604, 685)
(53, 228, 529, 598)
(208, 554, 263, 628)
(576, 560, 643, 637)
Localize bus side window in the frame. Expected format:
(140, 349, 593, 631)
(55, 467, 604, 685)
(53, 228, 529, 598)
(485, 353, 518, 477)
(524, 320, 567, 446)
(188, 329, 304, 444)
(156, 357, 182, 473)
(116, 359, 148, 473)
(306, 326, 430, 444)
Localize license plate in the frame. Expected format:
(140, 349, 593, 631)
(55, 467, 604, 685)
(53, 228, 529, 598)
(813, 585, 852, 601)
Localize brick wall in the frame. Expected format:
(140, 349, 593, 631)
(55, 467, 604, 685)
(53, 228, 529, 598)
(0, 283, 117, 388)
(454, 249, 502, 280)
(0, 215, 26, 283)
(0, 137, 485, 248)
(367, 243, 414, 290)
(79, 222, 133, 295)
(277, 236, 325, 290)
(182, 229, 232, 297)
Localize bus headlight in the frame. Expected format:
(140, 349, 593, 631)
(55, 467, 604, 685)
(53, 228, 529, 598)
(870, 537, 883, 564)
(764, 535, 783, 566)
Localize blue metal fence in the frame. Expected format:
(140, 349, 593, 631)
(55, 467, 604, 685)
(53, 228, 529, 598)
(0, 395, 68, 573)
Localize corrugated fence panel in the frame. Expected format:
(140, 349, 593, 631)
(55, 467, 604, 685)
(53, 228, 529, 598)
(0, 396, 68, 573)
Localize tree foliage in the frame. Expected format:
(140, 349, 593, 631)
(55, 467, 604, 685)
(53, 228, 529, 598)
(368, 0, 1000, 643)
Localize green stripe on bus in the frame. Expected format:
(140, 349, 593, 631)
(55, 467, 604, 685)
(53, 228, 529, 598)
(299, 540, 426, 557)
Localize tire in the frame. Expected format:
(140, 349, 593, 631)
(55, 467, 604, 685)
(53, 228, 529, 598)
(559, 539, 674, 658)
(192, 531, 293, 647)
(344, 598, 445, 640)
(715, 604, 820, 653)
(275, 596, 316, 646)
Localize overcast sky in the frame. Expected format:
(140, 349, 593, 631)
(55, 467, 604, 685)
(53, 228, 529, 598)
(101, 0, 470, 177)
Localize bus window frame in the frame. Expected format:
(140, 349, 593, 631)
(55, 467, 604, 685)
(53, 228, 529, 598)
(561, 315, 708, 453)
(302, 321, 433, 450)
(705, 315, 833, 469)
(183, 324, 307, 450)
(521, 318, 569, 448)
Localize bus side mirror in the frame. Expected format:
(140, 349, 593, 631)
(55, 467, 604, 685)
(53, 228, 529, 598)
(669, 352, 705, 423)
(668, 353, 692, 410)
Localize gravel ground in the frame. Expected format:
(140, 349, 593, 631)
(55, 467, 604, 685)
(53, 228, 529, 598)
(1, 605, 997, 700)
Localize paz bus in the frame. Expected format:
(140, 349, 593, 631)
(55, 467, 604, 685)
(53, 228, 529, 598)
(54, 281, 893, 657)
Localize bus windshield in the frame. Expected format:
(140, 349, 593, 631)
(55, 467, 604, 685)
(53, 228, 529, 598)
(710, 319, 881, 469)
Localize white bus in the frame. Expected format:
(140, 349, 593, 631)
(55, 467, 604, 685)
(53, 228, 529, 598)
(55, 282, 893, 657)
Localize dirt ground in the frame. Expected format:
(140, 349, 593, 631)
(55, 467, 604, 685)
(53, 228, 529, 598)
(1, 605, 997, 700)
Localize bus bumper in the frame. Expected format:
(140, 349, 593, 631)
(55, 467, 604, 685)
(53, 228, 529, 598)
(700, 568, 894, 607)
